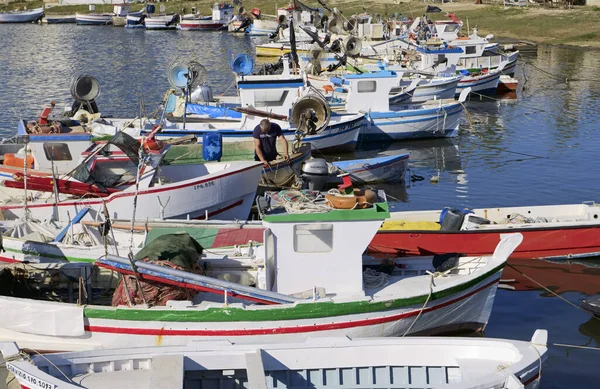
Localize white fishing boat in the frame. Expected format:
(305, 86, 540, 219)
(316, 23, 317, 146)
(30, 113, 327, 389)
(0, 7, 44, 23)
(179, 3, 234, 30)
(43, 14, 76, 24)
(330, 71, 470, 141)
(125, 58, 364, 152)
(145, 14, 179, 30)
(455, 68, 503, 96)
(75, 13, 114, 25)
(308, 72, 462, 105)
(0, 188, 523, 351)
(0, 132, 263, 222)
(0, 329, 547, 389)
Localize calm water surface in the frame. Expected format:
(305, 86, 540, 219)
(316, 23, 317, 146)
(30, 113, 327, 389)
(1, 24, 599, 388)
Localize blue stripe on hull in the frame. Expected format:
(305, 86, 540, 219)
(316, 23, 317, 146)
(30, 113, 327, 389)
(358, 128, 457, 142)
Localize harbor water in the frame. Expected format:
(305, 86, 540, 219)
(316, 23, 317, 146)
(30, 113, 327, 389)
(1, 24, 599, 387)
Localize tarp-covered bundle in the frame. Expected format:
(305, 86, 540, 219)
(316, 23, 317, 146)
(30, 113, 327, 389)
(112, 233, 205, 307)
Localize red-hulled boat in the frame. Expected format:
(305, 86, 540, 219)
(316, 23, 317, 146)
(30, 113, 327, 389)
(369, 203, 600, 260)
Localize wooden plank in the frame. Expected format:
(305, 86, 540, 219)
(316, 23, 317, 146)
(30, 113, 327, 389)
(149, 355, 184, 389)
(244, 350, 267, 389)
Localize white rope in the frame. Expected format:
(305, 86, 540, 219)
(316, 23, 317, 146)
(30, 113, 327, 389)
(363, 268, 389, 288)
(279, 190, 332, 214)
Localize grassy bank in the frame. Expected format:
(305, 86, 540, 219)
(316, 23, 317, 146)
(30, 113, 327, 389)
(2, 0, 600, 47)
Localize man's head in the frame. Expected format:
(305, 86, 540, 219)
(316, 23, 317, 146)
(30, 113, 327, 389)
(259, 119, 271, 133)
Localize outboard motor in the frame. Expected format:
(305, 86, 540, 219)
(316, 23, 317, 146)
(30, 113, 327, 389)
(301, 158, 329, 191)
(166, 14, 180, 27)
(135, 14, 147, 25)
(190, 85, 214, 103)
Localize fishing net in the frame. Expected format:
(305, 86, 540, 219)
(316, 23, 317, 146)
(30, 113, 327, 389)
(70, 131, 142, 192)
(111, 233, 206, 307)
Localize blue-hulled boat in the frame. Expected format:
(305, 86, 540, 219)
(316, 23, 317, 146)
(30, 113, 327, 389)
(43, 15, 76, 24)
(0, 7, 44, 23)
(330, 71, 470, 141)
(332, 153, 410, 183)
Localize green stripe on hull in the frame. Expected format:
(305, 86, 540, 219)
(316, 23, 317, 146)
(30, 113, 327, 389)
(4, 247, 95, 263)
(83, 263, 504, 322)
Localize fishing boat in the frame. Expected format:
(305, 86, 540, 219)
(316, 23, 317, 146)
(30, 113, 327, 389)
(498, 75, 519, 94)
(130, 58, 364, 152)
(331, 153, 409, 183)
(299, 153, 410, 186)
(179, 3, 234, 30)
(309, 72, 462, 105)
(0, 216, 264, 264)
(75, 13, 114, 25)
(43, 15, 76, 24)
(0, 131, 263, 222)
(370, 203, 600, 260)
(330, 71, 470, 141)
(0, 7, 44, 23)
(0, 189, 523, 350)
(0, 329, 547, 389)
(455, 67, 502, 96)
(144, 14, 179, 30)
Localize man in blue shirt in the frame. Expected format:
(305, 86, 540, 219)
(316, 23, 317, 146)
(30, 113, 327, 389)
(253, 119, 290, 168)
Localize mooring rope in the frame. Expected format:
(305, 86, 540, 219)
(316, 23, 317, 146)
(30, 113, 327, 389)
(507, 264, 600, 323)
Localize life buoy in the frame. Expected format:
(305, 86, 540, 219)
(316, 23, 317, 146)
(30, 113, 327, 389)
(325, 188, 377, 210)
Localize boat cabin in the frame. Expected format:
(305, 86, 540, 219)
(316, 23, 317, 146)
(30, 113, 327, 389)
(433, 20, 462, 41)
(235, 61, 303, 129)
(412, 45, 465, 74)
(258, 191, 390, 297)
(0, 120, 95, 174)
(212, 3, 234, 22)
(335, 71, 399, 113)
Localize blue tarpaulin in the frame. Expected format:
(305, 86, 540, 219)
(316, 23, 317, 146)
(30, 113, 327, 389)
(186, 104, 242, 119)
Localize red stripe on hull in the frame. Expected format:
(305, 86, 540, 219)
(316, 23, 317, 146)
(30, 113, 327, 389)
(370, 227, 600, 260)
(84, 278, 499, 336)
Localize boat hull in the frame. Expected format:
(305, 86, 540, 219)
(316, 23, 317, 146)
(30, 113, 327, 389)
(332, 153, 409, 183)
(456, 71, 501, 96)
(0, 162, 263, 222)
(0, 8, 44, 23)
(178, 19, 225, 30)
(43, 15, 76, 24)
(361, 103, 463, 141)
(391, 77, 461, 104)
(145, 17, 177, 30)
(145, 114, 364, 152)
(75, 14, 113, 25)
(370, 226, 600, 260)
(0, 265, 503, 351)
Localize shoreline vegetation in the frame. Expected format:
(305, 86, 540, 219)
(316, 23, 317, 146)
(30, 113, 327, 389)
(2, 0, 600, 47)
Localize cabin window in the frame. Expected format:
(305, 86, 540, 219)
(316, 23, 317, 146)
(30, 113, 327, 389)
(357, 80, 376, 93)
(293, 224, 333, 253)
(437, 55, 446, 63)
(465, 46, 476, 55)
(445, 24, 460, 32)
(254, 90, 289, 107)
(43, 143, 72, 161)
